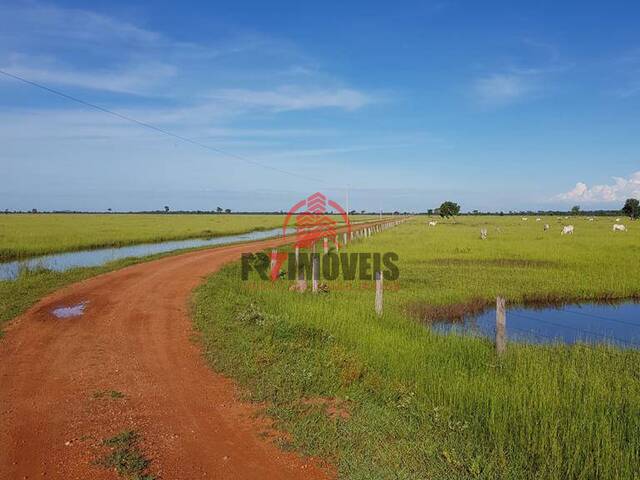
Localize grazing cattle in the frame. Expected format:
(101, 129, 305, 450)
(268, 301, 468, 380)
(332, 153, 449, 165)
(544, 224, 550, 231)
(616, 218, 621, 222)
(588, 217, 594, 222)
(613, 224, 627, 232)
(536, 218, 541, 221)
(480, 228, 488, 240)
(428, 221, 437, 227)
(561, 225, 574, 235)
(522, 217, 528, 221)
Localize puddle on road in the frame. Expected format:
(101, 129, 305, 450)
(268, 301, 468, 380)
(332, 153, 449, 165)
(52, 302, 88, 319)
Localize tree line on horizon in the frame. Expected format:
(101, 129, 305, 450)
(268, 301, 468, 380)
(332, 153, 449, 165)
(1, 198, 638, 219)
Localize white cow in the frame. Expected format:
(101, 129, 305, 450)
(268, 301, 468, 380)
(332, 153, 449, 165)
(544, 224, 550, 231)
(561, 225, 574, 235)
(480, 228, 488, 240)
(428, 221, 437, 227)
(616, 218, 621, 222)
(588, 217, 594, 222)
(613, 224, 627, 232)
(522, 217, 528, 221)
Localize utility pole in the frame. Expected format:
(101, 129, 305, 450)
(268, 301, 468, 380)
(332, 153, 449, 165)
(346, 185, 350, 221)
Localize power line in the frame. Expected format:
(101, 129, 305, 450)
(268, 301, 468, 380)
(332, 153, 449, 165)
(562, 307, 640, 329)
(0, 68, 332, 186)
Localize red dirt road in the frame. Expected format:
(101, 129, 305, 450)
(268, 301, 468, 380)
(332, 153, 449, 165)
(0, 226, 379, 479)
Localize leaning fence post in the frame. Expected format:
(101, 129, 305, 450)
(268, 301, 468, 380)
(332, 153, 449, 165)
(496, 296, 506, 355)
(270, 248, 277, 272)
(375, 271, 383, 316)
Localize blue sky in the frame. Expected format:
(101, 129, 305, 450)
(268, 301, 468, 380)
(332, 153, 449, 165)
(1, 0, 639, 212)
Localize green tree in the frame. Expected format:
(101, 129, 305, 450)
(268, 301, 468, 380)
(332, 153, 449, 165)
(622, 198, 639, 219)
(439, 201, 461, 218)
(571, 205, 581, 215)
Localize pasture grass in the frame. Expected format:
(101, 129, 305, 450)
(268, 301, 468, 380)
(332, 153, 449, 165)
(0, 213, 381, 261)
(0, 214, 283, 261)
(193, 215, 640, 479)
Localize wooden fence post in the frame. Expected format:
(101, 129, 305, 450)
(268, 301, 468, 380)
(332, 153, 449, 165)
(496, 296, 506, 355)
(343, 232, 348, 245)
(323, 237, 328, 254)
(312, 252, 319, 293)
(270, 248, 277, 272)
(375, 271, 383, 316)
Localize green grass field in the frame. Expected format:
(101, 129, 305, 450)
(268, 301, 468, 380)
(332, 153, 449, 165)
(0, 213, 385, 332)
(0, 213, 382, 261)
(193, 215, 640, 479)
(0, 214, 285, 261)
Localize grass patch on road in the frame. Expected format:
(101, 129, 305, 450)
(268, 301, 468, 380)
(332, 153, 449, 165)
(193, 215, 640, 479)
(96, 430, 155, 480)
(93, 390, 125, 399)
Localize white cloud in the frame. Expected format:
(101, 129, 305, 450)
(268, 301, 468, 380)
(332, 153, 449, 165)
(207, 86, 374, 111)
(473, 73, 533, 107)
(3, 60, 177, 94)
(0, 3, 375, 110)
(256, 144, 406, 160)
(556, 172, 640, 203)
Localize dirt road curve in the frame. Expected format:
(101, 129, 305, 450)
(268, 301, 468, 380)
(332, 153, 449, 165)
(0, 224, 381, 479)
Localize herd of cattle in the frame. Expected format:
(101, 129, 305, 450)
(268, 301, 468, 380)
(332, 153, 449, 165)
(426, 217, 630, 237)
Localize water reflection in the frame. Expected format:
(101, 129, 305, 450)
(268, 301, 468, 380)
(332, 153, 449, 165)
(0, 228, 291, 281)
(430, 302, 640, 348)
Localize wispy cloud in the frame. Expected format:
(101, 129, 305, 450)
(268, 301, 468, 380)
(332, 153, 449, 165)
(3, 57, 177, 94)
(0, 2, 162, 47)
(473, 73, 534, 107)
(0, 2, 374, 106)
(256, 144, 408, 160)
(207, 86, 375, 111)
(470, 38, 571, 108)
(612, 48, 640, 98)
(555, 172, 640, 203)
